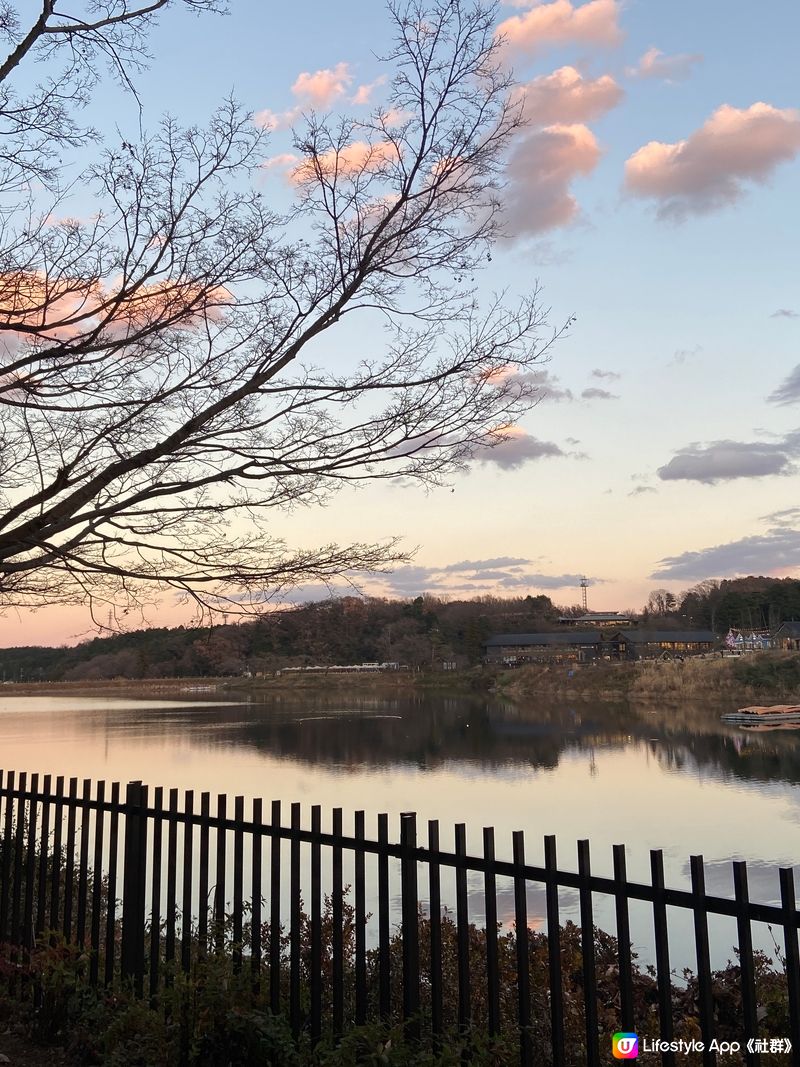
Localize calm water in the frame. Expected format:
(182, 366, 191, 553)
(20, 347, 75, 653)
(1, 688, 799, 966)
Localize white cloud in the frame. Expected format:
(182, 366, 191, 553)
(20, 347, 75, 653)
(626, 47, 702, 83)
(581, 387, 617, 400)
(768, 367, 800, 405)
(261, 152, 300, 172)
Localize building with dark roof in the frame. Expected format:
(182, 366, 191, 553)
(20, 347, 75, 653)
(484, 631, 603, 664)
(773, 622, 800, 651)
(608, 629, 718, 660)
(484, 628, 719, 664)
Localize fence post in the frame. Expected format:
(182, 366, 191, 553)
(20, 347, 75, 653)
(121, 781, 148, 993)
(613, 844, 635, 1032)
(545, 835, 565, 1067)
(733, 861, 759, 1063)
(512, 830, 532, 1067)
(400, 812, 420, 1032)
(577, 840, 600, 1067)
(455, 823, 471, 1037)
(779, 868, 800, 1062)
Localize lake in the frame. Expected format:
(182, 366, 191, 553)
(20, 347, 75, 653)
(1, 687, 799, 968)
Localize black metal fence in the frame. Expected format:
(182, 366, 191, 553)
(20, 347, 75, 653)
(1, 767, 800, 1065)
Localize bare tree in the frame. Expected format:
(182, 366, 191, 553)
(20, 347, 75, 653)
(0, 0, 563, 626)
(645, 589, 677, 616)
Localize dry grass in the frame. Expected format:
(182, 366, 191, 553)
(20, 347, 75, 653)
(498, 654, 800, 704)
(499, 662, 637, 701)
(628, 656, 741, 701)
(2, 677, 228, 694)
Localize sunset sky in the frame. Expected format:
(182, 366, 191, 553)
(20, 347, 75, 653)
(1, 0, 799, 646)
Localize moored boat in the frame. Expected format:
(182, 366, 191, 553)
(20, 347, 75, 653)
(721, 704, 800, 724)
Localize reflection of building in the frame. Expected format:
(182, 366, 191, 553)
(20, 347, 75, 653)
(484, 628, 719, 664)
(558, 612, 632, 627)
(772, 622, 800, 651)
(484, 631, 602, 664)
(608, 629, 717, 659)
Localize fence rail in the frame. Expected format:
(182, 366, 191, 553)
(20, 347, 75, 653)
(1, 768, 799, 1065)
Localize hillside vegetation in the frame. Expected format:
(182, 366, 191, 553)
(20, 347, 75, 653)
(0, 594, 563, 681)
(3, 574, 800, 683)
(499, 653, 800, 703)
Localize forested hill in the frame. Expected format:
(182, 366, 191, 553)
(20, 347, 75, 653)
(0, 594, 559, 681)
(2, 576, 800, 681)
(670, 576, 800, 632)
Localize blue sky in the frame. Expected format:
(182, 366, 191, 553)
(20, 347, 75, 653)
(2, 0, 799, 643)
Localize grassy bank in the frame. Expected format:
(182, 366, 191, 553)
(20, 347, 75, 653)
(496, 652, 800, 705)
(0, 669, 495, 696)
(227, 666, 494, 694)
(7, 653, 800, 705)
(0, 677, 231, 695)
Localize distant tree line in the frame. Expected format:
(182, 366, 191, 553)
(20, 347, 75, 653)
(3, 576, 800, 681)
(644, 576, 800, 633)
(1, 593, 565, 680)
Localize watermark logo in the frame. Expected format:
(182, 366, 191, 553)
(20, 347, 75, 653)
(613, 1033, 639, 1059)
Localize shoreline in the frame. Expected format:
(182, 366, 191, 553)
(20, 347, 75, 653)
(2, 652, 799, 704)
(0, 670, 490, 697)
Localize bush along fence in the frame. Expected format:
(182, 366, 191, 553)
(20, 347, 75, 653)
(1, 769, 800, 1066)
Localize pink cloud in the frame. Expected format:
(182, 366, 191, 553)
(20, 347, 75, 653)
(497, 0, 623, 56)
(261, 152, 300, 171)
(0, 271, 232, 348)
(0, 271, 103, 341)
(253, 107, 301, 132)
(291, 62, 352, 108)
(625, 102, 800, 219)
(253, 61, 355, 131)
(626, 47, 702, 82)
(503, 123, 601, 236)
(481, 365, 575, 402)
(290, 140, 400, 185)
(352, 75, 387, 106)
(517, 66, 623, 124)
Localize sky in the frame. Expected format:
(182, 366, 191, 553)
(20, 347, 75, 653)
(1, 0, 799, 645)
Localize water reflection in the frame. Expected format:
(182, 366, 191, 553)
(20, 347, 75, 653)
(59, 690, 800, 791)
(4, 688, 800, 789)
(2, 690, 800, 968)
(2, 690, 800, 873)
